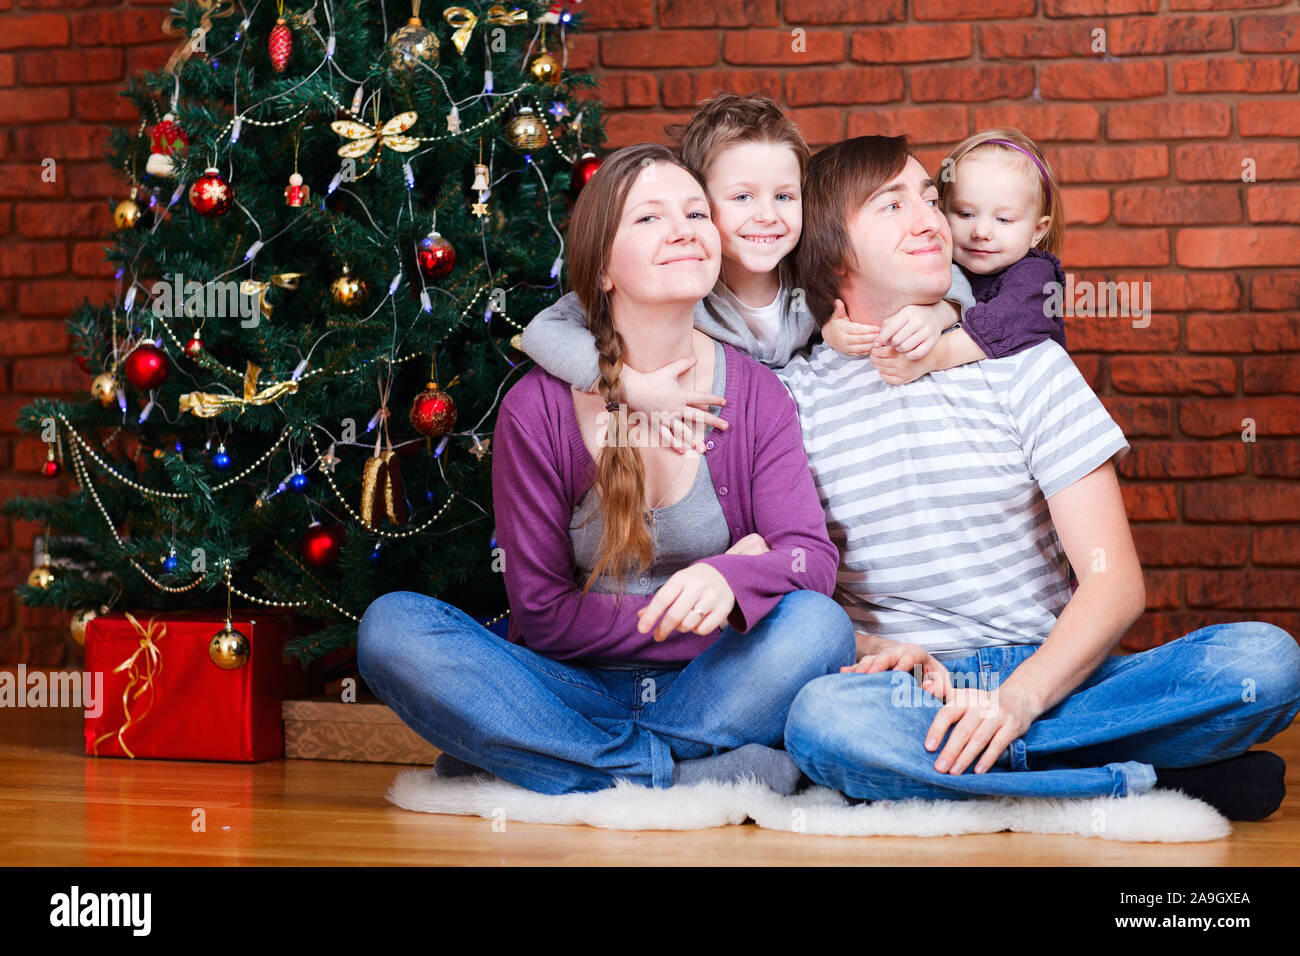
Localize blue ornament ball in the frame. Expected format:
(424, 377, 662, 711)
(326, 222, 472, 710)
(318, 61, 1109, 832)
(289, 471, 309, 493)
(162, 553, 178, 572)
(213, 449, 232, 470)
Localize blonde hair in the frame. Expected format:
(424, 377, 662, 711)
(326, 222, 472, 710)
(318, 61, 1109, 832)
(665, 92, 810, 185)
(937, 128, 1064, 256)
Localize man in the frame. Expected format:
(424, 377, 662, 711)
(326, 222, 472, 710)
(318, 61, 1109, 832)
(776, 135, 1300, 820)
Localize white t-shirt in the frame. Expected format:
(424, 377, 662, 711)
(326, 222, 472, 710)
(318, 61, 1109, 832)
(777, 340, 1130, 655)
(715, 278, 783, 364)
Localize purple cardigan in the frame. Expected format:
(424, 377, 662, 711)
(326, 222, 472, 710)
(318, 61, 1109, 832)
(490, 341, 839, 664)
(962, 249, 1068, 359)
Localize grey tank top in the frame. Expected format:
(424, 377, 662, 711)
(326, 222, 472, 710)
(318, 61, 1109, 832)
(569, 341, 732, 668)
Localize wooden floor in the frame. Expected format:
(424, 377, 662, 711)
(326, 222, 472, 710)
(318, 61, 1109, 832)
(3, 676, 1299, 865)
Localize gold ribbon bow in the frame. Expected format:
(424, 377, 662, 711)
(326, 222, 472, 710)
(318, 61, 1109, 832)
(239, 272, 306, 320)
(443, 5, 528, 56)
(162, 0, 235, 76)
(180, 361, 300, 418)
(91, 612, 165, 759)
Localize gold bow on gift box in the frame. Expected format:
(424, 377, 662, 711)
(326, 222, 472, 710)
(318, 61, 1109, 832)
(91, 612, 165, 759)
(161, 0, 234, 76)
(180, 361, 299, 418)
(443, 5, 528, 56)
(239, 272, 306, 321)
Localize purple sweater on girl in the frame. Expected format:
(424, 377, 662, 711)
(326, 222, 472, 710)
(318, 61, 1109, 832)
(490, 341, 839, 665)
(961, 249, 1068, 359)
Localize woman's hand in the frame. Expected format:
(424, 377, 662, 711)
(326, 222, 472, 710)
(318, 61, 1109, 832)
(725, 533, 770, 556)
(875, 301, 954, 359)
(821, 298, 879, 358)
(636, 562, 736, 642)
(621, 358, 727, 456)
(841, 640, 953, 701)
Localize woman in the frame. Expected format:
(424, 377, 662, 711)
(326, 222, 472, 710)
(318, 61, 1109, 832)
(357, 143, 854, 796)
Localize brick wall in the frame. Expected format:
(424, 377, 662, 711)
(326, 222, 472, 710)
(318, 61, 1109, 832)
(3, 1, 1299, 662)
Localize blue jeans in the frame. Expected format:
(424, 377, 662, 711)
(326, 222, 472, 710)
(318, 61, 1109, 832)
(357, 589, 855, 795)
(784, 622, 1300, 801)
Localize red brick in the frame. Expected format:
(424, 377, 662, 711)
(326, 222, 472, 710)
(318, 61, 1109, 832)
(1175, 58, 1299, 93)
(1113, 185, 1241, 226)
(784, 0, 903, 24)
(1240, 15, 1300, 53)
(1185, 483, 1300, 521)
(851, 25, 973, 63)
(1252, 274, 1300, 310)
(15, 201, 106, 238)
(11, 357, 84, 394)
(1253, 529, 1300, 567)
(1117, 443, 1246, 479)
(846, 106, 968, 145)
(66, 164, 125, 199)
(1256, 443, 1300, 477)
(1121, 483, 1178, 521)
(0, 53, 13, 86)
(1074, 316, 1178, 353)
(18, 48, 121, 84)
(1171, 0, 1287, 8)
(1124, 612, 1300, 652)
(602, 32, 718, 68)
(1044, 0, 1157, 13)
(1178, 227, 1300, 269)
(972, 104, 1101, 142)
(72, 9, 166, 46)
(1107, 102, 1231, 141)
(1072, 354, 1102, 389)
(1180, 397, 1300, 437)
(1062, 187, 1109, 225)
(124, 42, 174, 76)
(1175, 143, 1300, 182)
(1238, 101, 1300, 137)
(1186, 313, 1300, 352)
(722, 30, 843, 66)
(1132, 526, 1248, 566)
(1064, 229, 1169, 268)
(659, 71, 777, 109)
(1100, 396, 1173, 435)
(9, 124, 109, 162)
(1106, 15, 1233, 55)
(915, 0, 1034, 18)
(786, 108, 844, 148)
(1186, 571, 1300, 609)
(1041, 61, 1165, 100)
(1111, 357, 1236, 395)
(74, 87, 137, 122)
(0, 87, 69, 123)
(0, 14, 68, 49)
(786, 67, 904, 106)
(602, 112, 691, 148)
(72, 240, 112, 276)
(978, 23, 1095, 59)
(17, 279, 112, 316)
(585, 0, 653, 28)
(566, 35, 597, 71)
(583, 73, 657, 110)
(658, 0, 777, 28)
(0, 164, 66, 198)
(0, 241, 65, 276)
(911, 64, 1033, 103)
(1139, 272, 1241, 311)
(1246, 185, 1300, 223)
(1049, 144, 1167, 183)
(1142, 570, 1181, 610)
(0, 320, 65, 356)
(1245, 358, 1300, 395)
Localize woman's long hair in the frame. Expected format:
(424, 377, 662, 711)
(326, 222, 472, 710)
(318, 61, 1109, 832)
(566, 143, 710, 594)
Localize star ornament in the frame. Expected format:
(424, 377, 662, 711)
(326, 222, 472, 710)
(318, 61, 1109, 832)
(469, 436, 491, 460)
(446, 111, 462, 133)
(331, 111, 420, 158)
(471, 200, 488, 217)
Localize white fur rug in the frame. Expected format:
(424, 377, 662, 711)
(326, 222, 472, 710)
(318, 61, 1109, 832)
(386, 769, 1230, 843)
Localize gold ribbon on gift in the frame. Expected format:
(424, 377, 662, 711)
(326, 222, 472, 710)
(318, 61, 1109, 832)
(91, 612, 165, 759)
(239, 272, 306, 320)
(162, 0, 235, 76)
(443, 5, 528, 56)
(179, 361, 299, 418)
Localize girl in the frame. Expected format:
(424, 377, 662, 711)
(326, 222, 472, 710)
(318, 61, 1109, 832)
(866, 128, 1069, 385)
(521, 93, 971, 451)
(357, 144, 855, 796)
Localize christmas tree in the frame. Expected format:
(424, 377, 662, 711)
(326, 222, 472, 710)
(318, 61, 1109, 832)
(5, 0, 605, 664)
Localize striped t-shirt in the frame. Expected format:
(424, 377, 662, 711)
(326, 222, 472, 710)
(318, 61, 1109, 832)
(777, 340, 1130, 656)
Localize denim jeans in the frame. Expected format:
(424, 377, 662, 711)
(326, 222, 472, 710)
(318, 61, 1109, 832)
(784, 622, 1300, 801)
(357, 589, 856, 795)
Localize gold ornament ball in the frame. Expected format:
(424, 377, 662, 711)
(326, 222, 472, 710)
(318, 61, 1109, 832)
(113, 196, 143, 230)
(386, 17, 439, 75)
(330, 267, 369, 309)
(527, 51, 561, 86)
(91, 373, 117, 406)
(27, 565, 55, 590)
(70, 608, 98, 646)
(209, 625, 250, 669)
(504, 107, 549, 153)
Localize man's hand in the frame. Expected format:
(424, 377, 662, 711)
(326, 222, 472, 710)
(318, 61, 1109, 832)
(821, 298, 879, 358)
(871, 344, 933, 386)
(925, 682, 1043, 775)
(636, 563, 735, 641)
(840, 640, 953, 701)
(621, 358, 728, 456)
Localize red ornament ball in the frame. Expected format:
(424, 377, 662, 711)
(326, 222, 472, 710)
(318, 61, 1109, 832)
(300, 522, 345, 570)
(573, 152, 602, 192)
(269, 18, 293, 72)
(185, 335, 204, 358)
(409, 382, 457, 438)
(416, 231, 456, 280)
(42, 458, 61, 479)
(124, 342, 170, 390)
(189, 167, 232, 217)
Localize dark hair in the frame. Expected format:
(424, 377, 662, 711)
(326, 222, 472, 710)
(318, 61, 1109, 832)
(566, 143, 710, 593)
(794, 135, 912, 326)
(665, 91, 811, 185)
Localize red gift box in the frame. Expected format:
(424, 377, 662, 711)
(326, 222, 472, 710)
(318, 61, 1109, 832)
(84, 609, 323, 762)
